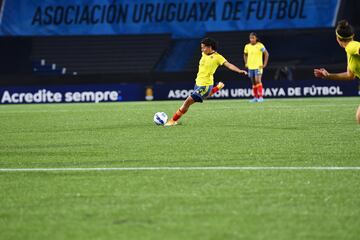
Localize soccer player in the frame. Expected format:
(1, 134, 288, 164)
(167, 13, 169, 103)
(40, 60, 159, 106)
(244, 32, 269, 102)
(165, 37, 247, 126)
(314, 20, 360, 124)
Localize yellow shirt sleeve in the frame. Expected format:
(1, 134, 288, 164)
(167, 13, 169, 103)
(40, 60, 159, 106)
(217, 54, 227, 66)
(244, 44, 248, 54)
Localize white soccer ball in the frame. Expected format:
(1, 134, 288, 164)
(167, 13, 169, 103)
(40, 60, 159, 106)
(153, 112, 168, 126)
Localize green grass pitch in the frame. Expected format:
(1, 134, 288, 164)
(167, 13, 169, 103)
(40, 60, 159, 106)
(0, 97, 359, 239)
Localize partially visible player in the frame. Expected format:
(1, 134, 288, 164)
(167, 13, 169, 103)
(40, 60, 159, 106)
(314, 20, 360, 124)
(244, 32, 269, 102)
(165, 37, 247, 126)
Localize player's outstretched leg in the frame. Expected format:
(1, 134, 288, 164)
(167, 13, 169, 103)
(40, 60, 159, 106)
(356, 105, 360, 124)
(165, 96, 195, 126)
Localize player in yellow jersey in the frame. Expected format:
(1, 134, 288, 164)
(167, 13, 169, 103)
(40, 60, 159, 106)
(165, 38, 247, 126)
(244, 32, 269, 103)
(314, 20, 360, 124)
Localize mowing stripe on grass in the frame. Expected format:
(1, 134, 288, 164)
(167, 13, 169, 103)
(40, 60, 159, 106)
(0, 102, 357, 114)
(1, 166, 360, 172)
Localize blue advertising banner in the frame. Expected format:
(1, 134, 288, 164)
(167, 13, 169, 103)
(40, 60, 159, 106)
(0, 0, 340, 38)
(1, 79, 357, 104)
(0, 84, 144, 104)
(153, 79, 359, 100)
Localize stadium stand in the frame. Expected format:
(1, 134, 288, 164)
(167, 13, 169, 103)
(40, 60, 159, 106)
(0, 0, 359, 85)
(0, 37, 31, 74)
(30, 34, 171, 75)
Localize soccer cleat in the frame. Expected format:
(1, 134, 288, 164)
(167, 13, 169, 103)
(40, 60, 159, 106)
(216, 82, 225, 90)
(257, 97, 264, 102)
(249, 98, 258, 103)
(164, 119, 178, 127)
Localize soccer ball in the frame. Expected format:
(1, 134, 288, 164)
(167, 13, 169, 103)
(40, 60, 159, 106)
(153, 112, 168, 125)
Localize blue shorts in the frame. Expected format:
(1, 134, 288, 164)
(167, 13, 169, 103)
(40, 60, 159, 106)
(191, 85, 213, 103)
(248, 69, 263, 78)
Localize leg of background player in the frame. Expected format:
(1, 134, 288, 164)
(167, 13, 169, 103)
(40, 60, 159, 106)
(250, 77, 258, 102)
(255, 74, 264, 102)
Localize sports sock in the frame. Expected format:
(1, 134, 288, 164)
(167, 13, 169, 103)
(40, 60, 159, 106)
(211, 86, 219, 95)
(252, 85, 258, 98)
(257, 83, 263, 98)
(172, 109, 186, 121)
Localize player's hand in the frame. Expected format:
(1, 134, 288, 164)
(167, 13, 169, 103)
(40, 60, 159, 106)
(239, 70, 247, 75)
(314, 68, 329, 79)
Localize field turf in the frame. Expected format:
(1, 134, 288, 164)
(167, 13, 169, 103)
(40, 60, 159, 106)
(0, 98, 359, 239)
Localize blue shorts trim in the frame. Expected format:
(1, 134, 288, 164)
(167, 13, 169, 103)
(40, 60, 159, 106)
(191, 85, 213, 103)
(248, 69, 263, 78)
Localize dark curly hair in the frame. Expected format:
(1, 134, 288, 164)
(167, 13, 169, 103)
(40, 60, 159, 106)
(201, 37, 218, 51)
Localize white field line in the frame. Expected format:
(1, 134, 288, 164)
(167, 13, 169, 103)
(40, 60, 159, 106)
(1, 166, 360, 172)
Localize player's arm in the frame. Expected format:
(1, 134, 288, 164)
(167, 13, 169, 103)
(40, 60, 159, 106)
(223, 61, 247, 75)
(263, 50, 269, 68)
(314, 68, 356, 80)
(243, 53, 248, 68)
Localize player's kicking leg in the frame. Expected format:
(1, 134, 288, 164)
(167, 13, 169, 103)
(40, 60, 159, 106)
(165, 83, 223, 127)
(356, 105, 360, 124)
(165, 96, 195, 126)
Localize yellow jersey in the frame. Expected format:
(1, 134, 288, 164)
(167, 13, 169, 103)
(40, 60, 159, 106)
(244, 42, 266, 70)
(195, 52, 227, 86)
(345, 40, 360, 78)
